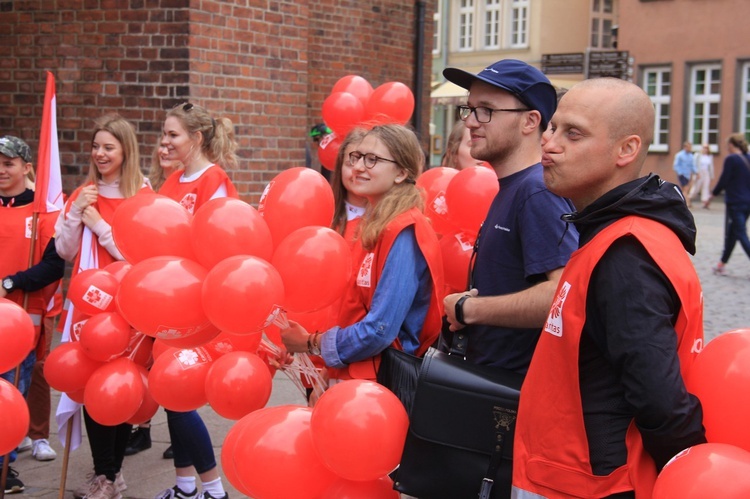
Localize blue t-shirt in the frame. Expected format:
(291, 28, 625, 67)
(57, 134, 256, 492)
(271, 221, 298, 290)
(464, 163, 578, 372)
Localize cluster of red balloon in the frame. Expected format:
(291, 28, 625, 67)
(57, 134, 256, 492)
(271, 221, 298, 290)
(0, 299, 34, 455)
(651, 328, 750, 496)
(43, 167, 353, 425)
(317, 75, 416, 171)
(417, 166, 499, 293)
(221, 380, 405, 499)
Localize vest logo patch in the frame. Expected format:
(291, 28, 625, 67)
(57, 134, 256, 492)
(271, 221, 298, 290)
(25, 216, 33, 238)
(180, 193, 197, 214)
(544, 281, 570, 337)
(357, 253, 374, 288)
(83, 285, 114, 311)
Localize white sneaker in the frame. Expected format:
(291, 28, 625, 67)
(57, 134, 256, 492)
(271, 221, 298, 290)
(16, 436, 32, 452)
(32, 438, 57, 461)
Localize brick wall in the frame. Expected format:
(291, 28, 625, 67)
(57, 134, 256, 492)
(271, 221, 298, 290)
(0, 0, 434, 204)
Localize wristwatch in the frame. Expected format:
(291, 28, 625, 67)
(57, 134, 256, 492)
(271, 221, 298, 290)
(2, 277, 15, 294)
(455, 294, 471, 325)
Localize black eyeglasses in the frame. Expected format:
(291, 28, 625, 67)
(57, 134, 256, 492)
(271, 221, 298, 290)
(457, 105, 529, 123)
(348, 151, 398, 169)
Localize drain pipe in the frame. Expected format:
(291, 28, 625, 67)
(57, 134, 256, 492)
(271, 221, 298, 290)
(413, 0, 426, 139)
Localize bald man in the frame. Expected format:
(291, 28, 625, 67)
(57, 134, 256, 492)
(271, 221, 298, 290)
(511, 78, 706, 499)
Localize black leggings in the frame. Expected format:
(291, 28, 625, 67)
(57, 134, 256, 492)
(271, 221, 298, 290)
(83, 409, 132, 482)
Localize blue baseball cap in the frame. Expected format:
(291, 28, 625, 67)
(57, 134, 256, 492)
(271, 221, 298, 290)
(443, 59, 557, 128)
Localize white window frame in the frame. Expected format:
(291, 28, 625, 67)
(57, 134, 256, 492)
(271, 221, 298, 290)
(452, 0, 529, 52)
(458, 0, 475, 51)
(590, 0, 616, 49)
(484, 0, 502, 49)
(643, 66, 671, 153)
(740, 61, 750, 143)
(688, 63, 721, 151)
(433, 1, 442, 55)
(510, 0, 529, 48)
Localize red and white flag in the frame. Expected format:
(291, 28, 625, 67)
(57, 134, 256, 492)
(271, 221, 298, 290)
(33, 71, 64, 214)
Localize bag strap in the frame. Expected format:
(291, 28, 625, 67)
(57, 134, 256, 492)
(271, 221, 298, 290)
(738, 153, 750, 172)
(479, 407, 518, 499)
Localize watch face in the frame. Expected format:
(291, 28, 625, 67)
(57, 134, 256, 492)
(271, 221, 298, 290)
(3, 279, 12, 291)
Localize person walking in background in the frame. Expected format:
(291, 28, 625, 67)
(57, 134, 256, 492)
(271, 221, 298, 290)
(673, 140, 696, 205)
(155, 102, 236, 499)
(280, 124, 445, 389)
(55, 115, 152, 499)
(513, 77, 706, 499)
(710, 133, 750, 275)
(689, 143, 714, 209)
(441, 120, 488, 170)
(0, 135, 65, 494)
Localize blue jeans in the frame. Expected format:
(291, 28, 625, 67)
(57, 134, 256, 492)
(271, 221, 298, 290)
(0, 349, 36, 465)
(721, 203, 750, 263)
(166, 410, 217, 474)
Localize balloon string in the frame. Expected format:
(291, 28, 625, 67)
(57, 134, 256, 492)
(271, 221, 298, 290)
(258, 335, 327, 400)
(127, 332, 148, 361)
(272, 309, 290, 330)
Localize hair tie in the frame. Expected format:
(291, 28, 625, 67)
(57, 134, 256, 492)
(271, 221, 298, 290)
(404, 178, 416, 185)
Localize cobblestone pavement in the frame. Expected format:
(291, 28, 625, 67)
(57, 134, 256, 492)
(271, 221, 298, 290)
(9, 200, 750, 498)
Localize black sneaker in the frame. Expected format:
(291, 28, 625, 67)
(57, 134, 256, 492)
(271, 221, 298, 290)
(162, 445, 173, 459)
(3, 467, 25, 494)
(199, 492, 228, 499)
(124, 427, 151, 456)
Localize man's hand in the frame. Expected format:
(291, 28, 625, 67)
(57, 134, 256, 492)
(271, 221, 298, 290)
(280, 320, 311, 353)
(443, 288, 479, 332)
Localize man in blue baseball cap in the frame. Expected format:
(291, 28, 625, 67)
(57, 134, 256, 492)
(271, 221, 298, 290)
(442, 59, 578, 369)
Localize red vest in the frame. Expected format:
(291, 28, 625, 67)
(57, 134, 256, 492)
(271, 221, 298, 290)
(0, 203, 59, 349)
(159, 165, 238, 214)
(330, 208, 445, 380)
(512, 217, 704, 499)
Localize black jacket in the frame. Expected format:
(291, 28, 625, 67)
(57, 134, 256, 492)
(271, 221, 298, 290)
(563, 174, 706, 476)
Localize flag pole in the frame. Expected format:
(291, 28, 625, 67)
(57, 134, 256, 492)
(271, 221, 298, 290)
(58, 423, 73, 499)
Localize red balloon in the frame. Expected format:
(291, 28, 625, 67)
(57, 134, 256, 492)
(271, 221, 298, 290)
(365, 81, 415, 125)
(202, 256, 285, 335)
(123, 333, 154, 368)
(83, 357, 145, 426)
(102, 261, 132, 283)
(158, 325, 222, 350)
(287, 306, 338, 334)
(151, 341, 178, 361)
(221, 417, 255, 496)
(272, 226, 352, 313)
(258, 167, 335, 247)
(67, 268, 119, 316)
(44, 341, 105, 393)
(686, 329, 750, 451)
(439, 231, 476, 293)
(111, 192, 196, 263)
(0, 379, 30, 455)
(127, 366, 160, 425)
(117, 256, 213, 339)
(205, 352, 273, 420)
(653, 443, 750, 498)
(445, 166, 499, 236)
(66, 388, 86, 404)
(331, 75, 374, 108)
(322, 92, 365, 136)
(417, 166, 459, 236)
(0, 298, 36, 373)
(191, 198, 273, 269)
(79, 312, 133, 362)
(233, 405, 338, 499)
(148, 347, 215, 411)
(311, 380, 409, 481)
(321, 476, 399, 499)
(203, 331, 263, 358)
(317, 133, 343, 171)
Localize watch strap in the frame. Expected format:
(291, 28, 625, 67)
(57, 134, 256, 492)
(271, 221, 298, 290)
(455, 294, 471, 326)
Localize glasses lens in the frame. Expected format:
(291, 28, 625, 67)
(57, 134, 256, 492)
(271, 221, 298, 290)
(348, 152, 360, 166)
(476, 107, 491, 123)
(458, 106, 471, 121)
(364, 153, 379, 168)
